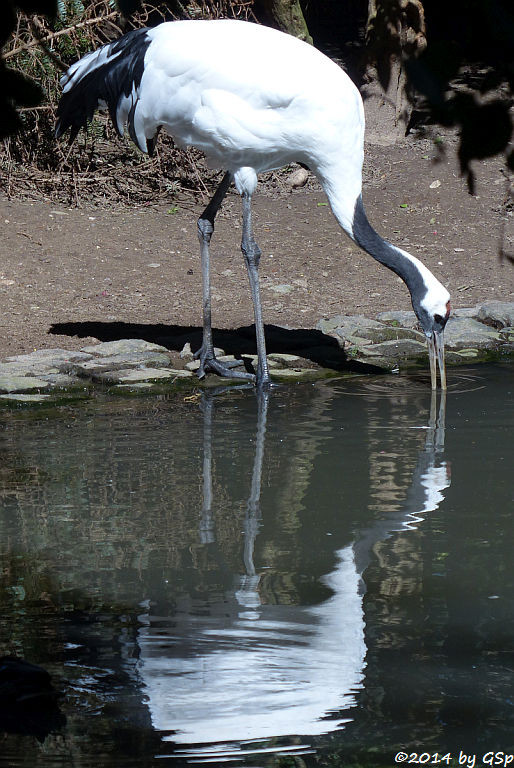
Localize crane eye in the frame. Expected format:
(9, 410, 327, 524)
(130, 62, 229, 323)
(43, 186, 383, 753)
(434, 314, 443, 324)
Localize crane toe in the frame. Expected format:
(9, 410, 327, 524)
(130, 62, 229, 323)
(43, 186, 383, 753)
(195, 347, 255, 382)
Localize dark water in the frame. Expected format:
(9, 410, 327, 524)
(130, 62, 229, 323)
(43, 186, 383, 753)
(0, 365, 512, 767)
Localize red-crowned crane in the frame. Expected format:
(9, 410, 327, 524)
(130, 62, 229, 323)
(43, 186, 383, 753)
(56, 19, 450, 389)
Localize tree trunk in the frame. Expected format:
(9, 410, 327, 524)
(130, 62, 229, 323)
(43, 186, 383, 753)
(362, 0, 426, 144)
(260, 0, 312, 44)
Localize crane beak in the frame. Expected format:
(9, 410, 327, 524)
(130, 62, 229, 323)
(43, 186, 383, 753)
(428, 330, 447, 390)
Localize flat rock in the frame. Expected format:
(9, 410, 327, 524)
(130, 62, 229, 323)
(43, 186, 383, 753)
(123, 368, 193, 384)
(452, 306, 481, 318)
(318, 313, 424, 347)
(40, 373, 85, 388)
(0, 375, 50, 393)
(81, 339, 169, 357)
(354, 338, 428, 360)
(448, 349, 480, 359)
(267, 353, 302, 364)
(375, 310, 419, 329)
(346, 326, 424, 345)
(6, 348, 92, 364)
(444, 316, 501, 349)
(1, 349, 93, 377)
(477, 301, 514, 329)
(0, 362, 58, 377)
(270, 367, 335, 382)
(67, 351, 171, 377)
(0, 393, 52, 403)
(95, 368, 193, 385)
(114, 382, 157, 391)
(317, 314, 385, 337)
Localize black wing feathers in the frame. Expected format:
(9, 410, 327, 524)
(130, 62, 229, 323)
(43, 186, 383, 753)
(55, 27, 151, 148)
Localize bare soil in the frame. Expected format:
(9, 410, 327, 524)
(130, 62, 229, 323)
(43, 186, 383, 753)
(0, 133, 512, 362)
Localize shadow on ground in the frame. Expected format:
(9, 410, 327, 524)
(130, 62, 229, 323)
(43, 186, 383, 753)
(48, 321, 384, 375)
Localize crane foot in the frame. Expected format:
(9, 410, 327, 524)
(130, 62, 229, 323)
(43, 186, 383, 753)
(195, 347, 255, 382)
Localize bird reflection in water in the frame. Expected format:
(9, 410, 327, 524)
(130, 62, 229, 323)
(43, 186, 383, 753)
(137, 388, 450, 759)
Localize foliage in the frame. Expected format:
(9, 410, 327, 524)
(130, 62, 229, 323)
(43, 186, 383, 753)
(0, 0, 57, 139)
(363, 0, 513, 192)
(0, 0, 513, 203)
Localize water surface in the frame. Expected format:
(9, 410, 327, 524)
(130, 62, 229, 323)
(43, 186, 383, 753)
(0, 366, 512, 766)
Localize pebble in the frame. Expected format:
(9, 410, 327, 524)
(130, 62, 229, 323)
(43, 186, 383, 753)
(180, 342, 194, 359)
(269, 284, 294, 295)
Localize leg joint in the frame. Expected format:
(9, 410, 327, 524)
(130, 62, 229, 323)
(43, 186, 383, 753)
(241, 236, 261, 267)
(197, 216, 214, 243)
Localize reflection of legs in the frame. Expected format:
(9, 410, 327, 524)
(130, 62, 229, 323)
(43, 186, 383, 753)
(199, 394, 214, 544)
(237, 388, 269, 612)
(241, 193, 271, 387)
(198, 384, 254, 545)
(195, 172, 254, 381)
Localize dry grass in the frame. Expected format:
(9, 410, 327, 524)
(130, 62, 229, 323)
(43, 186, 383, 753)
(0, 0, 257, 205)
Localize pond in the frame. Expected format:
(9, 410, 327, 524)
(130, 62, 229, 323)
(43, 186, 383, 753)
(0, 365, 512, 767)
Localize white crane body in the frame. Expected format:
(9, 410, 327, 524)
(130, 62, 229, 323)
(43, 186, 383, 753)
(57, 19, 450, 388)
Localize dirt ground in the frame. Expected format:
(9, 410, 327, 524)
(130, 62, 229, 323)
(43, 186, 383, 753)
(0, 132, 512, 362)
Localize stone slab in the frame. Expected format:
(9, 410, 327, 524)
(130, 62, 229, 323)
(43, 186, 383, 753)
(67, 352, 171, 376)
(267, 353, 302, 363)
(6, 348, 93, 364)
(0, 393, 52, 403)
(81, 339, 169, 357)
(270, 367, 339, 382)
(317, 314, 385, 336)
(0, 362, 60, 377)
(477, 301, 514, 329)
(96, 368, 194, 385)
(0, 376, 50, 393)
(354, 338, 428, 359)
(444, 317, 501, 349)
(375, 310, 419, 329)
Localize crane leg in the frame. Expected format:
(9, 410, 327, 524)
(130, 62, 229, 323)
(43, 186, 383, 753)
(195, 172, 255, 381)
(241, 192, 271, 388)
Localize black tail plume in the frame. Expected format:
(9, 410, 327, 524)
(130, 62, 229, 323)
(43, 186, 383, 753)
(55, 27, 151, 150)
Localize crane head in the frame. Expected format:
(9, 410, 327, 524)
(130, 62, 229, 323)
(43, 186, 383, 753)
(415, 296, 451, 391)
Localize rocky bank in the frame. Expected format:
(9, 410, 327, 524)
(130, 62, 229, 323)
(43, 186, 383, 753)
(0, 300, 512, 406)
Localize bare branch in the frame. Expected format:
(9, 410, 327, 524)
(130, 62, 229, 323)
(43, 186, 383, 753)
(5, 10, 120, 61)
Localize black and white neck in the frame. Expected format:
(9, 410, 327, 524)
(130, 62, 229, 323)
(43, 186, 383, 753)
(351, 195, 450, 327)
(320, 175, 450, 330)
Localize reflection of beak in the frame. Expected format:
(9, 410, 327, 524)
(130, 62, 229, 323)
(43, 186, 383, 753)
(428, 331, 447, 390)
